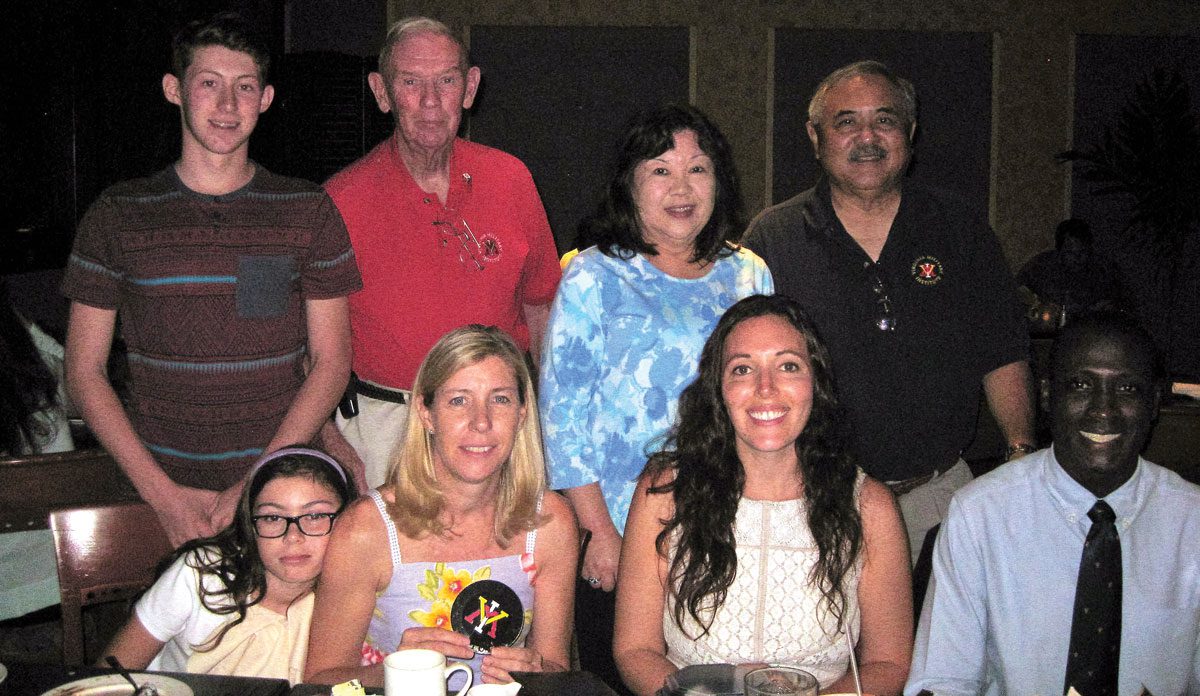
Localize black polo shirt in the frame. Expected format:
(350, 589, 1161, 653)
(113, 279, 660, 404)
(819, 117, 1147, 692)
(743, 179, 1028, 481)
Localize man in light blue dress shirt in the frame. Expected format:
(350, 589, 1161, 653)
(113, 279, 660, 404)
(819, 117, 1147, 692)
(907, 311, 1200, 696)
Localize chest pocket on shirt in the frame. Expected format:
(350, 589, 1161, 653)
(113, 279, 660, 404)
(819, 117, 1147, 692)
(237, 255, 295, 319)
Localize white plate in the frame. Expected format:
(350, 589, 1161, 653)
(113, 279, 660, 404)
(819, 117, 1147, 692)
(39, 673, 193, 696)
(0, 662, 7, 685)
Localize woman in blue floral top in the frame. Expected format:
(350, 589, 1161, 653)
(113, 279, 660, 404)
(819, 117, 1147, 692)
(538, 104, 772, 692)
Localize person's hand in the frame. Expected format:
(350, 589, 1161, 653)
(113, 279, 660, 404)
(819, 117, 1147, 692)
(319, 420, 370, 494)
(397, 627, 475, 661)
(208, 481, 244, 532)
(153, 484, 220, 547)
(581, 526, 622, 592)
(481, 645, 544, 683)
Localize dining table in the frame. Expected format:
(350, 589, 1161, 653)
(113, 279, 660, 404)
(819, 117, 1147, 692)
(289, 670, 620, 695)
(0, 663, 620, 696)
(0, 661, 290, 696)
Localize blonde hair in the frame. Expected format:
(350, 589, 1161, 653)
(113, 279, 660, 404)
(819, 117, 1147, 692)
(386, 325, 547, 545)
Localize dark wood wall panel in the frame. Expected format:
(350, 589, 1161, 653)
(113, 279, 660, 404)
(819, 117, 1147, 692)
(0, 0, 281, 274)
(772, 29, 992, 213)
(270, 52, 393, 185)
(468, 26, 690, 253)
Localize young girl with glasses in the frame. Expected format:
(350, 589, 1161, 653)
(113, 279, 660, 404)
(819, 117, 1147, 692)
(100, 447, 356, 683)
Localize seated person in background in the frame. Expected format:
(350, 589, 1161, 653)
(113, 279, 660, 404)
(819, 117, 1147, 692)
(100, 447, 355, 685)
(1, 276, 73, 456)
(614, 295, 912, 696)
(304, 325, 578, 688)
(0, 276, 76, 624)
(907, 311, 1200, 696)
(1018, 218, 1126, 321)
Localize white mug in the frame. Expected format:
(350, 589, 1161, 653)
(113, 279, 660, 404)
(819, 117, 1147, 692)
(383, 648, 473, 696)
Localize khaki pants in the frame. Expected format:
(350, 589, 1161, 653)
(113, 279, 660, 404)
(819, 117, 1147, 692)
(893, 459, 973, 566)
(334, 392, 410, 489)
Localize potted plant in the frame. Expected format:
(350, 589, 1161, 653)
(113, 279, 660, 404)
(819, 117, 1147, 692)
(1059, 67, 1200, 379)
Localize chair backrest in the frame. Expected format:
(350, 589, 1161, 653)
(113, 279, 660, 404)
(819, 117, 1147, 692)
(912, 523, 941, 623)
(1142, 399, 1200, 485)
(50, 502, 173, 665)
(0, 448, 138, 533)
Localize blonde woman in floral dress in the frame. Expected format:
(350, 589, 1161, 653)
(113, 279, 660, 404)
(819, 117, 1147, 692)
(305, 326, 578, 688)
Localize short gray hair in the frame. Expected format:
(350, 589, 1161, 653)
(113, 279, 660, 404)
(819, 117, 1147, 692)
(377, 16, 469, 76)
(807, 60, 917, 129)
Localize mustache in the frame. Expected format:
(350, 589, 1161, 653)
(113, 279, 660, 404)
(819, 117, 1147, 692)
(849, 144, 887, 161)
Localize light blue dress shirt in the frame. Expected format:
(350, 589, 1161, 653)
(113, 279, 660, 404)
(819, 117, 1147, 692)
(906, 447, 1200, 696)
(538, 245, 772, 533)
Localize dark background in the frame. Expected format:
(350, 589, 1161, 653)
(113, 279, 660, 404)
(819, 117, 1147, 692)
(2, 1, 1197, 373)
(4, 3, 1194, 264)
(470, 25, 690, 254)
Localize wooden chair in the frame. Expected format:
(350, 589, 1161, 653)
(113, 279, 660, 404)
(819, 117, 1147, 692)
(49, 502, 172, 665)
(0, 448, 139, 534)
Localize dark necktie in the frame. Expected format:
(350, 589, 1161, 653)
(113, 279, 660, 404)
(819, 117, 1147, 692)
(1064, 500, 1122, 696)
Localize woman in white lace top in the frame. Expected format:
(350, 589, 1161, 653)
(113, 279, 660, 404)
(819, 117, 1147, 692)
(614, 295, 912, 695)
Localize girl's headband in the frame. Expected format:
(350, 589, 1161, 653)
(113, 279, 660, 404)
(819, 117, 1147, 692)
(246, 446, 349, 486)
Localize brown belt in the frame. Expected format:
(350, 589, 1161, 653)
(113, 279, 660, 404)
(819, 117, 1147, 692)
(885, 469, 940, 497)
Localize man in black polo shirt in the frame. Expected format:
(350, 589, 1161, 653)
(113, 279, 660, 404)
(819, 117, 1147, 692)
(743, 60, 1035, 563)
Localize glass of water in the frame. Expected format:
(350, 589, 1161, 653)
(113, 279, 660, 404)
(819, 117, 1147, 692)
(743, 666, 819, 696)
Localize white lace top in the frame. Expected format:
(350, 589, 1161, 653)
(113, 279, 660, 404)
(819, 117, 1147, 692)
(662, 473, 864, 688)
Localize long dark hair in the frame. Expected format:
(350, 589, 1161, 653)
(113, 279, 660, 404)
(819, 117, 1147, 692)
(0, 278, 62, 455)
(579, 103, 744, 263)
(645, 295, 863, 636)
(166, 447, 355, 651)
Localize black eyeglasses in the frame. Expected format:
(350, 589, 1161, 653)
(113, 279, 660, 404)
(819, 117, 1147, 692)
(871, 271, 897, 332)
(251, 512, 339, 538)
(432, 215, 484, 271)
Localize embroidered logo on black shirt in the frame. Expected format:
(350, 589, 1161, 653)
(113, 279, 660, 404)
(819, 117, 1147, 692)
(911, 255, 943, 286)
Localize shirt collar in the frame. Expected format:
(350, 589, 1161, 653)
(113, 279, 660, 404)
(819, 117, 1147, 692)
(809, 175, 910, 262)
(1043, 446, 1148, 534)
(385, 136, 471, 210)
(809, 177, 837, 231)
(165, 161, 260, 201)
